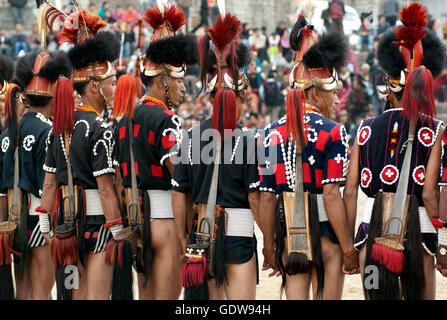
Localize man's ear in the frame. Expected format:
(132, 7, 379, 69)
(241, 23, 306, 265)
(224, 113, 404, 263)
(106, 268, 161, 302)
(87, 80, 98, 95)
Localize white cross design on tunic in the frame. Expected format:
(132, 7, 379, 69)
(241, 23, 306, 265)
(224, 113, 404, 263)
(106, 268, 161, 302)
(385, 169, 395, 178)
(422, 132, 431, 141)
(418, 172, 425, 181)
(362, 172, 369, 182)
(308, 155, 315, 165)
(361, 130, 368, 139)
(334, 153, 343, 164)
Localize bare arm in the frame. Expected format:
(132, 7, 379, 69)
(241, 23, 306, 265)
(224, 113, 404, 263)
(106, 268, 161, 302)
(323, 182, 359, 274)
(114, 166, 125, 209)
(343, 141, 360, 237)
(422, 132, 442, 219)
(185, 193, 194, 235)
(172, 190, 187, 251)
(96, 174, 121, 222)
(41, 172, 58, 212)
(248, 191, 261, 231)
(259, 191, 279, 276)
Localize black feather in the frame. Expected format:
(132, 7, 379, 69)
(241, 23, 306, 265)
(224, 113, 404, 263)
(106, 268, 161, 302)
(0, 55, 14, 83)
(290, 15, 310, 51)
(302, 32, 347, 72)
(69, 31, 121, 69)
(146, 34, 199, 66)
(15, 50, 39, 89)
(206, 42, 249, 75)
(377, 30, 406, 78)
(421, 28, 446, 79)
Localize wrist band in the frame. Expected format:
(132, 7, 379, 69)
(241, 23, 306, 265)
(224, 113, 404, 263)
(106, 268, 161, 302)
(38, 212, 51, 234)
(439, 228, 447, 246)
(431, 217, 447, 229)
(104, 218, 123, 229)
(109, 224, 123, 238)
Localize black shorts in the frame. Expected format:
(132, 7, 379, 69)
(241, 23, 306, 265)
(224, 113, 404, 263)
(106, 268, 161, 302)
(82, 216, 111, 254)
(27, 215, 46, 248)
(224, 235, 259, 285)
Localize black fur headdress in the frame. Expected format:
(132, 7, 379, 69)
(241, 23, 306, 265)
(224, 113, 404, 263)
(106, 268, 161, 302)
(15, 50, 72, 90)
(146, 34, 198, 67)
(0, 55, 14, 85)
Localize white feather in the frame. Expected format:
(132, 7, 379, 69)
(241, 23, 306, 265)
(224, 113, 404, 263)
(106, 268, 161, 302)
(217, 0, 226, 16)
(156, 0, 168, 13)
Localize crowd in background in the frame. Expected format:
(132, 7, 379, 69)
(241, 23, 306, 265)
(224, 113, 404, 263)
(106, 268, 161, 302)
(2, 0, 447, 146)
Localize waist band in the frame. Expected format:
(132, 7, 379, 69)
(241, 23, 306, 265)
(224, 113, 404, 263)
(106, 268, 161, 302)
(29, 193, 41, 216)
(146, 190, 173, 220)
(316, 194, 328, 222)
(225, 208, 254, 238)
(360, 196, 436, 233)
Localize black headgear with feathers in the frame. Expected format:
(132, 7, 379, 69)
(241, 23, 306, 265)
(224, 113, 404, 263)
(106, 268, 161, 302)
(68, 31, 120, 70)
(205, 42, 250, 76)
(15, 49, 72, 92)
(0, 55, 14, 84)
(378, 28, 445, 79)
(146, 34, 199, 67)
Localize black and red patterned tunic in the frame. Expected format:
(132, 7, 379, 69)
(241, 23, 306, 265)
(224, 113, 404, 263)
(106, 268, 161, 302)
(114, 96, 181, 190)
(354, 107, 443, 253)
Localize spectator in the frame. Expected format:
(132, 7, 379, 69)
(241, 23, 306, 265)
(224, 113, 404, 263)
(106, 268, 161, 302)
(328, 0, 345, 35)
(383, 0, 399, 27)
(262, 70, 283, 122)
(10, 23, 29, 59)
(88, 2, 97, 15)
(377, 14, 390, 37)
(177, 0, 192, 32)
(321, 7, 333, 33)
(191, 0, 209, 34)
(0, 29, 12, 57)
(280, 29, 292, 62)
(249, 28, 267, 62)
(28, 23, 41, 51)
(275, 21, 287, 37)
(247, 112, 259, 129)
(434, 64, 447, 102)
(112, 5, 124, 21)
(240, 23, 250, 48)
(123, 4, 139, 26)
(268, 32, 280, 48)
(349, 73, 371, 124)
(104, 9, 116, 24)
(8, 0, 27, 25)
(98, 1, 110, 20)
(356, 17, 374, 53)
(123, 23, 136, 59)
(244, 51, 263, 113)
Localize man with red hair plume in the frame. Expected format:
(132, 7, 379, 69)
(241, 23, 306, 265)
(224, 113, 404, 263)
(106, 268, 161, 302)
(344, 2, 446, 300)
(258, 13, 358, 300)
(39, 7, 122, 300)
(113, 1, 198, 299)
(171, 6, 261, 299)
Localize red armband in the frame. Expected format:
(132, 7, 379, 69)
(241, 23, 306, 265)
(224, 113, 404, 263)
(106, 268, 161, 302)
(104, 218, 123, 229)
(431, 217, 447, 229)
(35, 206, 48, 213)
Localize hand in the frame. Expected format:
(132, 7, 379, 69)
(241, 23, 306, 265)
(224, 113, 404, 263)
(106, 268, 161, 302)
(342, 246, 360, 275)
(436, 246, 447, 277)
(179, 233, 187, 253)
(262, 246, 280, 277)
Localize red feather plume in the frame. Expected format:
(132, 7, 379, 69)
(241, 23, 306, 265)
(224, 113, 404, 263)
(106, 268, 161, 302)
(206, 13, 242, 51)
(59, 10, 107, 44)
(143, 4, 186, 33)
(394, 3, 428, 51)
(52, 77, 75, 135)
(113, 75, 137, 119)
(4, 83, 19, 119)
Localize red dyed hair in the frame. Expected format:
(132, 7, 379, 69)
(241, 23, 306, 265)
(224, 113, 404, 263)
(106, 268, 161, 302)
(52, 77, 75, 135)
(212, 88, 237, 139)
(59, 10, 107, 45)
(286, 88, 308, 149)
(113, 75, 137, 118)
(401, 66, 436, 123)
(394, 3, 427, 51)
(207, 13, 242, 51)
(4, 83, 19, 119)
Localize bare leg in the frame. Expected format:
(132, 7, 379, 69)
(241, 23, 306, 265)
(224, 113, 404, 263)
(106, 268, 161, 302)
(15, 263, 31, 300)
(312, 237, 344, 300)
(282, 240, 311, 300)
(422, 252, 435, 300)
(208, 278, 226, 300)
(138, 219, 182, 300)
(73, 260, 87, 300)
(225, 254, 257, 300)
(30, 244, 54, 299)
(85, 252, 113, 300)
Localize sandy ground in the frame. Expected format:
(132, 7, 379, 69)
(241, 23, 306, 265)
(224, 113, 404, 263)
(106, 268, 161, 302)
(45, 190, 447, 300)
